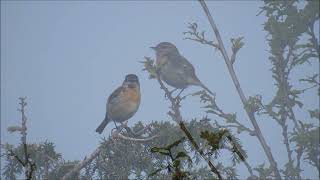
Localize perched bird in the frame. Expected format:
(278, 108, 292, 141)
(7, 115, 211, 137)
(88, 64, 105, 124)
(96, 74, 141, 134)
(151, 42, 214, 96)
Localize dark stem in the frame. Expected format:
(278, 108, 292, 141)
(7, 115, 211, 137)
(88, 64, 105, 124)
(197, 1, 282, 179)
(17, 97, 36, 180)
(296, 145, 303, 179)
(281, 123, 293, 163)
(179, 121, 222, 180)
(155, 72, 223, 180)
(308, 20, 320, 57)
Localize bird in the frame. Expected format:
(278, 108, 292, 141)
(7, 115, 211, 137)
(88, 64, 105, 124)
(96, 74, 141, 134)
(150, 42, 214, 96)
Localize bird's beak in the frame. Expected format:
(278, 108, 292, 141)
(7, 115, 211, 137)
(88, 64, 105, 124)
(150, 46, 156, 50)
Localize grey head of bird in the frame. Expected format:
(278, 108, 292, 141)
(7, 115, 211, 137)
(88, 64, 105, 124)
(150, 42, 180, 57)
(123, 74, 140, 88)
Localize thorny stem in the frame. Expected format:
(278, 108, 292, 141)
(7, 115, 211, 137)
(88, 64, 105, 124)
(155, 72, 223, 180)
(197, 1, 282, 179)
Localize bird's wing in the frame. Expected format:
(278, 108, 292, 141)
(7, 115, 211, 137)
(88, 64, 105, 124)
(179, 55, 196, 75)
(107, 86, 123, 106)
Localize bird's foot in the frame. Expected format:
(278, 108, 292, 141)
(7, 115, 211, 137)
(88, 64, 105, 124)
(176, 89, 185, 98)
(113, 121, 120, 131)
(165, 88, 178, 99)
(121, 121, 128, 126)
(171, 89, 185, 102)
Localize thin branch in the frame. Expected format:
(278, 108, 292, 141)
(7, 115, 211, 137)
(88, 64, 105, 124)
(197, 1, 282, 179)
(183, 23, 220, 50)
(295, 145, 303, 175)
(243, 160, 254, 177)
(281, 123, 293, 163)
(9, 97, 37, 180)
(179, 122, 222, 179)
(154, 70, 223, 180)
(62, 147, 102, 180)
(224, 143, 254, 176)
(112, 131, 159, 142)
(7, 148, 25, 166)
(308, 20, 320, 57)
(230, 51, 237, 65)
(62, 123, 158, 179)
(210, 106, 255, 135)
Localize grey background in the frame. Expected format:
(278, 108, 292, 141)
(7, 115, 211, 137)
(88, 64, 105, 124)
(1, 1, 319, 178)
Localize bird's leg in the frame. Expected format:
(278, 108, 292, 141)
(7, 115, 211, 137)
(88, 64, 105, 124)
(121, 120, 128, 126)
(170, 89, 185, 104)
(175, 88, 185, 99)
(120, 121, 136, 136)
(165, 88, 178, 99)
(113, 120, 120, 131)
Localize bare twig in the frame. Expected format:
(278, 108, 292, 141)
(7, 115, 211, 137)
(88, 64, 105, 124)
(184, 23, 220, 50)
(198, 91, 255, 135)
(197, 1, 282, 179)
(230, 51, 237, 65)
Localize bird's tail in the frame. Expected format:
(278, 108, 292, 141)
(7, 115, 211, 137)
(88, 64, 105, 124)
(194, 80, 215, 96)
(96, 115, 109, 134)
(200, 83, 215, 96)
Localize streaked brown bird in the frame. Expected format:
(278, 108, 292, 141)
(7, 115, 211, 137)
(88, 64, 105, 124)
(96, 74, 141, 134)
(151, 42, 214, 96)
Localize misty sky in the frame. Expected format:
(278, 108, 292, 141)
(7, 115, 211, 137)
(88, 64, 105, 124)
(1, 1, 319, 178)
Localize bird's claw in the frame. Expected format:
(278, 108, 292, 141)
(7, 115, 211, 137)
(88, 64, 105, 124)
(165, 89, 177, 100)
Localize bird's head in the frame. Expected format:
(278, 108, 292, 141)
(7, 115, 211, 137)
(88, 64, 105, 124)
(123, 74, 140, 89)
(150, 42, 179, 57)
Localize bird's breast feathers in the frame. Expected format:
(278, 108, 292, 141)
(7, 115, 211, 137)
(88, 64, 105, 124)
(107, 86, 140, 121)
(123, 87, 140, 104)
(156, 55, 169, 68)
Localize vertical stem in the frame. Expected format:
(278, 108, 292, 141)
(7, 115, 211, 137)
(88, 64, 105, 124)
(197, 1, 282, 179)
(308, 21, 320, 57)
(19, 97, 30, 179)
(281, 123, 293, 163)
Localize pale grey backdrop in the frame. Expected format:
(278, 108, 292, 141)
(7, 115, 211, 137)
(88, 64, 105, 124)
(1, 1, 319, 178)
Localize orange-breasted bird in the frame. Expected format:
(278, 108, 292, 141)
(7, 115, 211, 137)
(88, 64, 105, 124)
(96, 74, 141, 134)
(151, 42, 214, 96)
